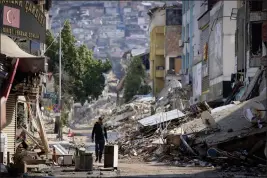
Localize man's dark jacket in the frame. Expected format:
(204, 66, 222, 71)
(91, 122, 107, 141)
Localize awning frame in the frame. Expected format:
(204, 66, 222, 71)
(0, 34, 46, 73)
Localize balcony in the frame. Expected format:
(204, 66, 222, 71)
(155, 66, 165, 78)
(155, 43, 164, 55)
(155, 27, 164, 34)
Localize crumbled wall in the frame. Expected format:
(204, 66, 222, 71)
(165, 26, 182, 57)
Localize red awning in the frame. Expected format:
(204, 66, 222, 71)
(1, 34, 45, 73)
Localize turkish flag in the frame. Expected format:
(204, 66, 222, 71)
(3, 6, 20, 28)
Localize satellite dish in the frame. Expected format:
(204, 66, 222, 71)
(243, 101, 266, 123)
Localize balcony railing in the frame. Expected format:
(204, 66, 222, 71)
(155, 66, 165, 78)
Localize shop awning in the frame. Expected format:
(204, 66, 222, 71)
(1, 34, 45, 73)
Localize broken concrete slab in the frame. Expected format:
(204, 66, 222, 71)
(138, 109, 185, 127)
(182, 95, 267, 146)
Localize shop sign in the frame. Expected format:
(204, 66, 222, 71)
(0, 0, 46, 42)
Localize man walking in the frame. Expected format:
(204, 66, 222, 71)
(91, 117, 108, 163)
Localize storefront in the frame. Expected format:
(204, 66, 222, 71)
(0, 0, 47, 163)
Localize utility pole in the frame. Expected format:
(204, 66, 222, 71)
(58, 21, 62, 140)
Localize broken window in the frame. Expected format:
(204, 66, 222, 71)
(166, 8, 182, 26)
(249, 0, 262, 12)
(251, 22, 262, 56)
(169, 57, 175, 71)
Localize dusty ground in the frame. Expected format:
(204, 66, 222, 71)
(117, 158, 220, 177)
(41, 119, 266, 178)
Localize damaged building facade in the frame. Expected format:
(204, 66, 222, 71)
(182, 0, 243, 106)
(0, 0, 51, 164)
(148, 5, 182, 95)
(235, 0, 267, 82)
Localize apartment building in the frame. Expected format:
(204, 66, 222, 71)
(149, 5, 182, 95)
(148, 7, 166, 95)
(235, 0, 267, 83)
(181, 1, 200, 101)
(182, 0, 238, 105)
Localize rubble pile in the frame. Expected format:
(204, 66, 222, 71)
(104, 98, 155, 130)
(156, 79, 191, 112)
(108, 94, 267, 172)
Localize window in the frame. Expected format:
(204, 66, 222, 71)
(182, 2, 185, 14)
(182, 26, 185, 41)
(251, 23, 262, 56)
(190, 0, 195, 8)
(185, 1, 189, 12)
(250, 1, 262, 11)
(169, 57, 175, 70)
(166, 8, 182, 26)
(185, 24, 189, 40)
(186, 52, 190, 69)
(182, 55, 185, 69)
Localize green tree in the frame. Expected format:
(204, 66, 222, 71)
(45, 20, 112, 105)
(123, 56, 151, 102)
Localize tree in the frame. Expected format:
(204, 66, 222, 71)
(123, 56, 151, 102)
(45, 20, 112, 105)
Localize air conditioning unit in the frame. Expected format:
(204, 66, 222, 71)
(178, 40, 184, 47)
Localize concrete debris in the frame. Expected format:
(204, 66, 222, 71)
(105, 90, 267, 173)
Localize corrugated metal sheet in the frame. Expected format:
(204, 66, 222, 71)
(1, 94, 17, 156)
(138, 109, 185, 127)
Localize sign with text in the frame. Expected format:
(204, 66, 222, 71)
(0, 0, 46, 42)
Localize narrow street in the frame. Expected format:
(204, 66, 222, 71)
(1, 1, 267, 178)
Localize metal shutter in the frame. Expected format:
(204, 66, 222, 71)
(1, 94, 17, 157)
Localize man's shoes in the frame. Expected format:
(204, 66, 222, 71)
(95, 158, 98, 162)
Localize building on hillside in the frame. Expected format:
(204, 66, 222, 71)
(148, 5, 182, 96)
(0, 0, 51, 164)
